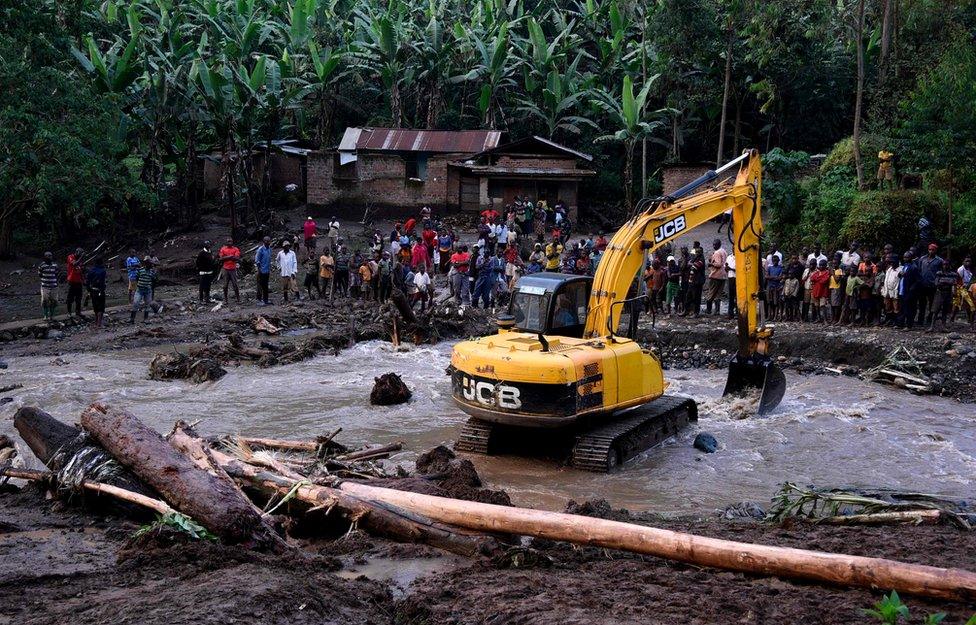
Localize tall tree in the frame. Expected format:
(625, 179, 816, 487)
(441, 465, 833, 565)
(852, 0, 866, 189)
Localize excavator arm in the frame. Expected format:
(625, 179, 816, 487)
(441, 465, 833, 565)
(584, 149, 785, 413)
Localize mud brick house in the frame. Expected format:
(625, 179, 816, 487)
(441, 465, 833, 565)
(306, 128, 595, 218)
(199, 140, 312, 199)
(306, 128, 502, 213)
(451, 135, 595, 220)
(661, 162, 713, 196)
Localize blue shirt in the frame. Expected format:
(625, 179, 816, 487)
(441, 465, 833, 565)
(126, 256, 141, 280)
(255, 246, 272, 274)
(86, 266, 107, 291)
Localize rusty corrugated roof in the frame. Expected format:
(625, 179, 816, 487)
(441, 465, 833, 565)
(339, 127, 503, 154)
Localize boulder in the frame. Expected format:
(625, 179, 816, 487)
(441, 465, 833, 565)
(693, 432, 719, 453)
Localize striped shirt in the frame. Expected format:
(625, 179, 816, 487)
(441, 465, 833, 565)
(38, 262, 58, 289)
(136, 267, 155, 291)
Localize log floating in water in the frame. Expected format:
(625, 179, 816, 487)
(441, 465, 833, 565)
(80, 402, 288, 552)
(333, 482, 976, 602)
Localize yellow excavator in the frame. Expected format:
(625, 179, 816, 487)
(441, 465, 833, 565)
(450, 149, 786, 471)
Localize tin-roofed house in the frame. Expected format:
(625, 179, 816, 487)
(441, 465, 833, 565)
(306, 129, 595, 218)
(449, 135, 596, 221)
(306, 127, 503, 212)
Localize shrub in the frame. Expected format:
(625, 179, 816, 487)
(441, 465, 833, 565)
(762, 148, 811, 247)
(840, 190, 943, 252)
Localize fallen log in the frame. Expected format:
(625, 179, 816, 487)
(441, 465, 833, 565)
(1, 466, 173, 515)
(819, 510, 942, 526)
(332, 482, 976, 602)
(13, 407, 154, 498)
(234, 435, 347, 456)
(80, 402, 287, 552)
(174, 434, 505, 559)
(335, 443, 403, 462)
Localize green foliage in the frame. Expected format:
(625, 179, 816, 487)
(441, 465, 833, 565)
(952, 193, 976, 255)
(761, 148, 810, 247)
(863, 591, 909, 624)
(134, 512, 217, 541)
(896, 33, 976, 175)
(820, 134, 888, 178)
(840, 190, 942, 252)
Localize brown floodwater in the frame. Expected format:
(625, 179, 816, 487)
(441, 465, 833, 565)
(1, 342, 973, 514)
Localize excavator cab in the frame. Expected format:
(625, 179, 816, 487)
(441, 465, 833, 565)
(509, 273, 593, 339)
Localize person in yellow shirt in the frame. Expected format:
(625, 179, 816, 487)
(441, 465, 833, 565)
(828, 257, 846, 324)
(877, 150, 894, 190)
(545, 243, 562, 270)
(358, 261, 373, 300)
(318, 249, 335, 297)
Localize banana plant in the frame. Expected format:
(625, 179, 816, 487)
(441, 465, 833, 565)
(516, 53, 596, 139)
(353, 4, 414, 126)
(71, 3, 144, 94)
(454, 20, 516, 128)
(592, 73, 665, 211)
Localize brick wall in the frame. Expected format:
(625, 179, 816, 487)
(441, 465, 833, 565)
(495, 155, 577, 171)
(662, 164, 711, 196)
(269, 153, 303, 191)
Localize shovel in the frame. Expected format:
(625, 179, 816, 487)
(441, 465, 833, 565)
(722, 354, 787, 416)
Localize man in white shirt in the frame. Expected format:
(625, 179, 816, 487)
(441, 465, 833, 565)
(328, 217, 340, 253)
(277, 241, 298, 302)
(726, 253, 737, 319)
(413, 265, 432, 311)
(705, 238, 728, 315)
(839, 241, 860, 269)
(806, 245, 828, 266)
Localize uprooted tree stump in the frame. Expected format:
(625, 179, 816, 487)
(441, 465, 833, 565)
(370, 373, 412, 406)
(149, 353, 227, 383)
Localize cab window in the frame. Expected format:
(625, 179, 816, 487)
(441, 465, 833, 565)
(549, 280, 590, 336)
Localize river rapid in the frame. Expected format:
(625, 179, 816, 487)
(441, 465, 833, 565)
(1, 341, 973, 514)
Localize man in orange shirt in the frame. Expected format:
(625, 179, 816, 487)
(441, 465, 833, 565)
(450, 246, 471, 304)
(218, 237, 241, 303)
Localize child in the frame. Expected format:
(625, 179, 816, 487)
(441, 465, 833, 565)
(881, 259, 901, 325)
(801, 258, 817, 322)
(829, 258, 845, 324)
(841, 265, 862, 325)
(665, 256, 680, 315)
(929, 265, 958, 332)
(765, 255, 785, 320)
(358, 260, 373, 300)
(809, 259, 832, 325)
(783, 255, 804, 321)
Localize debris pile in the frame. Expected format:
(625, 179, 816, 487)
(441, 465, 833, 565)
(370, 373, 412, 405)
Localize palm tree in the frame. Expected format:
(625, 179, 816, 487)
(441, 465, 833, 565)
(593, 74, 663, 211)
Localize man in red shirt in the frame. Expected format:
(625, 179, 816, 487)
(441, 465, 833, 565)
(403, 217, 417, 236)
(480, 207, 499, 223)
(410, 237, 430, 272)
(66, 247, 85, 318)
(594, 234, 608, 252)
(218, 237, 241, 303)
(450, 246, 471, 304)
(421, 226, 437, 260)
(302, 217, 317, 251)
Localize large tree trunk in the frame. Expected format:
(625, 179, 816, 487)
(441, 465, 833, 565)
(624, 141, 635, 213)
(80, 402, 287, 551)
(0, 207, 13, 258)
(168, 428, 506, 559)
(852, 0, 866, 190)
(878, 0, 894, 85)
(332, 482, 976, 601)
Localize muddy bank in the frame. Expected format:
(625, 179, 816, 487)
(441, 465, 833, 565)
(644, 315, 976, 403)
(3, 486, 974, 625)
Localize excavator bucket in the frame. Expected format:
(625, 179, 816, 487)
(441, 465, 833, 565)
(722, 355, 787, 416)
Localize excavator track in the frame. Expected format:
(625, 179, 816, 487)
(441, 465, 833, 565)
(571, 396, 698, 472)
(455, 419, 495, 454)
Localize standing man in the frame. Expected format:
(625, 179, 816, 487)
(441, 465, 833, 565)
(334, 245, 350, 297)
(877, 149, 895, 190)
(86, 256, 107, 328)
(218, 238, 241, 304)
(39, 251, 59, 321)
(450, 245, 471, 304)
(303, 250, 321, 300)
(377, 251, 393, 303)
(125, 249, 141, 303)
(327, 217, 340, 254)
(319, 247, 335, 299)
(413, 264, 432, 311)
(130, 258, 157, 323)
(726, 251, 737, 319)
(254, 237, 272, 305)
(704, 239, 728, 315)
(303, 216, 318, 251)
(65, 247, 85, 319)
(196, 240, 217, 303)
(916, 243, 943, 326)
(277, 240, 298, 303)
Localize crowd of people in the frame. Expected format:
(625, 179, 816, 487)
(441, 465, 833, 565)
(640, 237, 976, 332)
(35, 206, 976, 335)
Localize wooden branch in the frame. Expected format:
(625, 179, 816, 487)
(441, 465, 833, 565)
(235, 436, 319, 453)
(335, 443, 403, 462)
(333, 482, 976, 602)
(190, 444, 506, 559)
(81, 402, 287, 552)
(1, 466, 172, 515)
(819, 510, 942, 526)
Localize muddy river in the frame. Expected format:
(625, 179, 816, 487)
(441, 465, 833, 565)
(1, 342, 973, 514)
